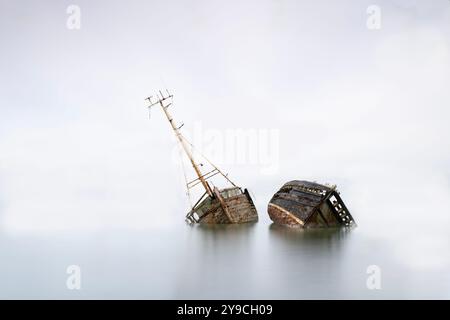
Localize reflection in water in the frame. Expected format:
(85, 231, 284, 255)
(0, 222, 449, 299)
(194, 223, 257, 241)
(269, 223, 350, 246)
(174, 223, 356, 299)
(174, 223, 259, 299)
(265, 224, 353, 299)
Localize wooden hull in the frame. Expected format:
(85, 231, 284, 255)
(268, 180, 355, 228)
(188, 187, 258, 224)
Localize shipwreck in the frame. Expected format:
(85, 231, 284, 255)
(146, 90, 258, 224)
(268, 180, 355, 228)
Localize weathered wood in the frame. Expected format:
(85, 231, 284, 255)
(268, 180, 356, 228)
(213, 186, 235, 223)
(190, 187, 258, 224)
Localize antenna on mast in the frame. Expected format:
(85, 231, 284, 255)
(145, 89, 259, 225)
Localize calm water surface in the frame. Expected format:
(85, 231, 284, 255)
(1, 217, 449, 299)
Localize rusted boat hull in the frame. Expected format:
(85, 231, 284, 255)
(268, 180, 355, 228)
(187, 187, 258, 224)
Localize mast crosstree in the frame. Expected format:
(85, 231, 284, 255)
(145, 90, 214, 196)
(145, 89, 258, 224)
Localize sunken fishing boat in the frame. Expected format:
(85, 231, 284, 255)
(268, 180, 355, 228)
(146, 90, 258, 224)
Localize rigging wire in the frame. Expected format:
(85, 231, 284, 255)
(181, 135, 238, 188)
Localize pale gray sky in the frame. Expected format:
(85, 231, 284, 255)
(1, 0, 450, 241)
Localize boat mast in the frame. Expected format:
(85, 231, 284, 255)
(146, 90, 214, 197)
